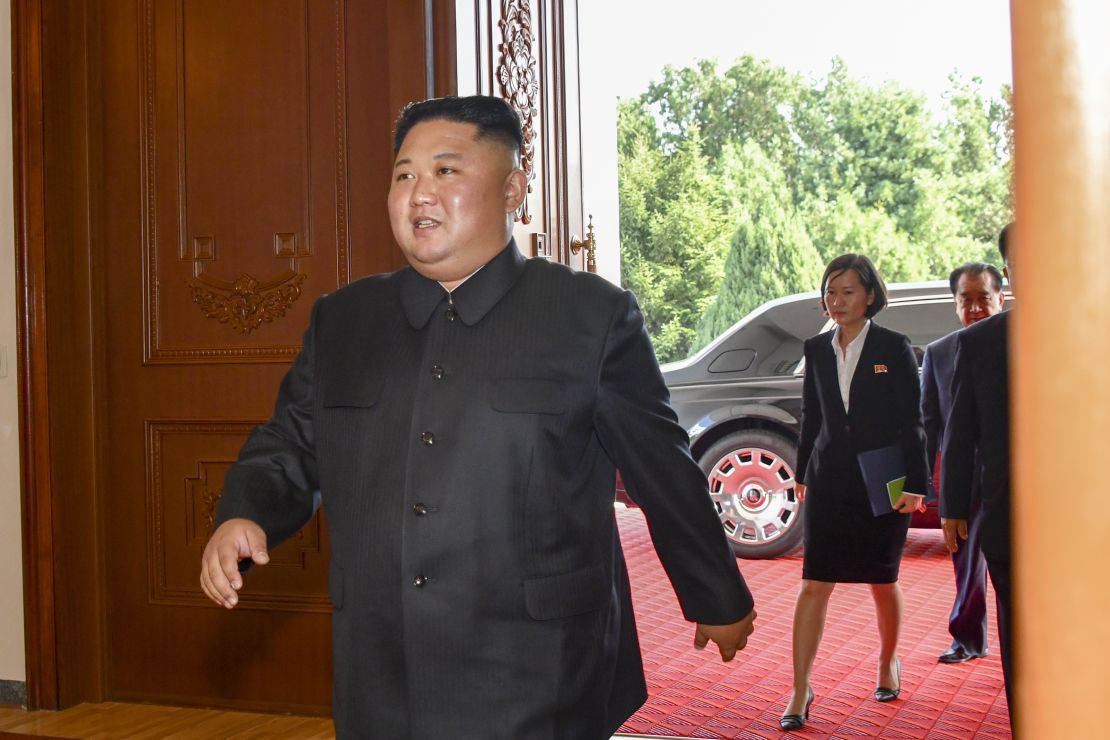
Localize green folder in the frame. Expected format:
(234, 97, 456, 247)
(885, 475, 906, 507)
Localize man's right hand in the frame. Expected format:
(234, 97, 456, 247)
(200, 518, 269, 609)
(941, 517, 968, 554)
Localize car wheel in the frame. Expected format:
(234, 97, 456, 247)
(698, 430, 804, 559)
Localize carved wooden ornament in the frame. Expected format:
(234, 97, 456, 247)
(188, 271, 307, 335)
(497, 0, 539, 224)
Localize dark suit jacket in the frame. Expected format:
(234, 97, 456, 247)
(215, 241, 753, 739)
(921, 329, 959, 469)
(796, 322, 929, 498)
(940, 311, 1010, 563)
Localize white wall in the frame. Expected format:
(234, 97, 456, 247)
(1, 0, 28, 683)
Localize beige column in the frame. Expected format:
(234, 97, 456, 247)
(1010, 1, 1110, 737)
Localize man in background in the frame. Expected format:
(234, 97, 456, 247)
(922, 261, 1006, 664)
(941, 223, 1016, 728)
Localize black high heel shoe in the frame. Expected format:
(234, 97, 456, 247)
(780, 687, 815, 731)
(874, 657, 902, 702)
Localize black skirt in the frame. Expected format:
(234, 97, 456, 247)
(801, 445, 911, 584)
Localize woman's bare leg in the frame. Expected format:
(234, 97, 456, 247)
(786, 579, 836, 714)
(871, 581, 903, 688)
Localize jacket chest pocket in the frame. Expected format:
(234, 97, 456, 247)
(316, 381, 386, 461)
(321, 380, 383, 410)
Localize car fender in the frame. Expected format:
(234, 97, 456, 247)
(687, 402, 800, 451)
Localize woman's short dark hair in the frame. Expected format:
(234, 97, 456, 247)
(819, 253, 888, 318)
(393, 95, 524, 157)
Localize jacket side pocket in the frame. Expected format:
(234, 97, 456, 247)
(523, 563, 607, 620)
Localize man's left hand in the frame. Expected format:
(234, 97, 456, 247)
(941, 517, 968, 553)
(694, 609, 757, 661)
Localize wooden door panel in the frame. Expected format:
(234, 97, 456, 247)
(146, 421, 329, 610)
(96, 0, 429, 712)
(145, 0, 341, 361)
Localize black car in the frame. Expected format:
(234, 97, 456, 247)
(658, 281, 1008, 559)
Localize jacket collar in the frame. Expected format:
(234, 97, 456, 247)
(399, 239, 527, 329)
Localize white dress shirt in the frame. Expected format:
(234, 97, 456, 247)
(831, 320, 871, 412)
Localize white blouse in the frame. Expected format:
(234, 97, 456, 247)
(830, 320, 871, 412)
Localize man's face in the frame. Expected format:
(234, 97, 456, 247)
(388, 119, 525, 287)
(954, 271, 1004, 328)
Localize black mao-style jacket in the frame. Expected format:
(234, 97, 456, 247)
(216, 240, 753, 739)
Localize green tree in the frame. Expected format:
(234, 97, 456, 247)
(697, 141, 823, 346)
(618, 55, 1014, 358)
(802, 193, 925, 281)
(936, 73, 1014, 251)
(794, 60, 944, 243)
(618, 113, 733, 362)
(643, 57, 806, 165)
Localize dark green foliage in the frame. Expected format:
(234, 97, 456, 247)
(619, 55, 1013, 362)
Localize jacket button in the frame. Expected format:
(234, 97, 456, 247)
(413, 503, 428, 516)
(431, 364, 445, 379)
(445, 307, 457, 322)
(413, 574, 428, 587)
(420, 431, 435, 445)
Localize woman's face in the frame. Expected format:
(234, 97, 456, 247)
(824, 268, 874, 328)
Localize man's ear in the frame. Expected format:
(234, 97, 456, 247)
(503, 168, 527, 213)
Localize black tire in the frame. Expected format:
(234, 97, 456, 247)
(698, 430, 804, 559)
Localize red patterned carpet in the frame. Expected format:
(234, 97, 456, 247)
(616, 507, 1012, 739)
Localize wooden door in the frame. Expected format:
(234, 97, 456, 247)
(93, 0, 434, 713)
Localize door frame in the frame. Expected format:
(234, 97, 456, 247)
(13, 0, 60, 711)
(12, 0, 457, 710)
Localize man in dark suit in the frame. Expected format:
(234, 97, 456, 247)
(941, 223, 1015, 728)
(922, 262, 1005, 664)
(199, 95, 756, 739)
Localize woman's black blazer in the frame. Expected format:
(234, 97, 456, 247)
(795, 322, 929, 496)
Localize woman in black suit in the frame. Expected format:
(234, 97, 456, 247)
(780, 254, 929, 731)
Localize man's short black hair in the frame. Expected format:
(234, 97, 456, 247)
(819, 253, 888, 318)
(948, 262, 1005, 294)
(393, 95, 524, 157)
(998, 222, 1013, 261)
